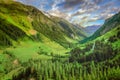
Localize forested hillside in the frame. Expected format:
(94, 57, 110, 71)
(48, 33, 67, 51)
(0, 0, 120, 80)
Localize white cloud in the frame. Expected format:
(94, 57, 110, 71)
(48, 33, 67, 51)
(15, 0, 120, 26)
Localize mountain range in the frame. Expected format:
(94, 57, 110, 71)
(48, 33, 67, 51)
(0, 0, 120, 80)
(80, 11, 120, 43)
(84, 25, 101, 36)
(0, 0, 87, 48)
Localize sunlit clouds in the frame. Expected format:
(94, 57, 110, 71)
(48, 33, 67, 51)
(15, 0, 120, 27)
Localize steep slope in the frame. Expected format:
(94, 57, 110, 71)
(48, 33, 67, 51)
(41, 11, 87, 40)
(80, 12, 120, 43)
(0, 0, 86, 48)
(97, 24, 120, 49)
(69, 12, 120, 67)
(51, 17, 87, 40)
(78, 12, 120, 64)
(0, 17, 26, 46)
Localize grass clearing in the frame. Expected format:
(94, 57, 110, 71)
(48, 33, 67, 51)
(4, 40, 69, 62)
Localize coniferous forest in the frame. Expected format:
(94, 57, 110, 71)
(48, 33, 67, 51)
(0, 0, 120, 80)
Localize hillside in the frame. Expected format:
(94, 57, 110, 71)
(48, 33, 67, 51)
(0, 0, 120, 80)
(72, 11, 120, 65)
(68, 12, 120, 80)
(80, 12, 120, 43)
(52, 17, 87, 39)
(77, 12, 120, 65)
(0, 0, 86, 48)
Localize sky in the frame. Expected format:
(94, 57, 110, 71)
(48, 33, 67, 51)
(15, 0, 120, 27)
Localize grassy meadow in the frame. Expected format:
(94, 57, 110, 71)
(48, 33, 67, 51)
(0, 0, 120, 80)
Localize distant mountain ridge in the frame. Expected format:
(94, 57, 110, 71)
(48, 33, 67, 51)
(80, 12, 120, 43)
(0, 0, 86, 47)
(84, 25, 101, 36)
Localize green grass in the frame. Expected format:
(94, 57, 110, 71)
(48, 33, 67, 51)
(3, 39, 69, 62)
(96, 25, 120, 40)
(1, 67, 23, 80)
(0, 0, 86, 48)
(79, 25, 120, 51)
(0, 1, 120, 80)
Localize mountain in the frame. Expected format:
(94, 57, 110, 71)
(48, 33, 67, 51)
(0, 1, 120, 80)
(0, 0, 86, 48)
(51, 17, 87, 39)
(80, 12, 120, 43)
(84, 25, 101, 36)
(69, 11, 120, 72)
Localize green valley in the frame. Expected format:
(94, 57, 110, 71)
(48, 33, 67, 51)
(0, 0, 120, 80)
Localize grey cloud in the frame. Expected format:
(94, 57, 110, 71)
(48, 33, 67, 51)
(71, 0, 119, 19)
(71, 0, 100, 17)
(111, 7, 120, 12)
(63, 0, 84, 8)
(81, 16, 88, 20)
(94, 0, 104, 4)
(101, 2, 114, 9)
(72, 9, 87, 16)
(58, 0, 84, 12)
(16, 0, 120, 26)
(59, 0, 120, 26)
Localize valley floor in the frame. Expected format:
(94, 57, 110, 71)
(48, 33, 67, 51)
(0, 40, 120, 80)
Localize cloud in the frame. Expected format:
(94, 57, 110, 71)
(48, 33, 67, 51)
(16, 0, 120, 27)
(111, 7, 120, 12)
(70, 0, 120, 26)
(47, 0, 68, 18)
(60, 0, 84, 9)
(72, 9, 87, 16)
(81, 16, 88, 20)
(94, 0, 104, 4)
(48, 9, 67, 18)
(71, 0, 100, 16)
(72, 0, 118, 16)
